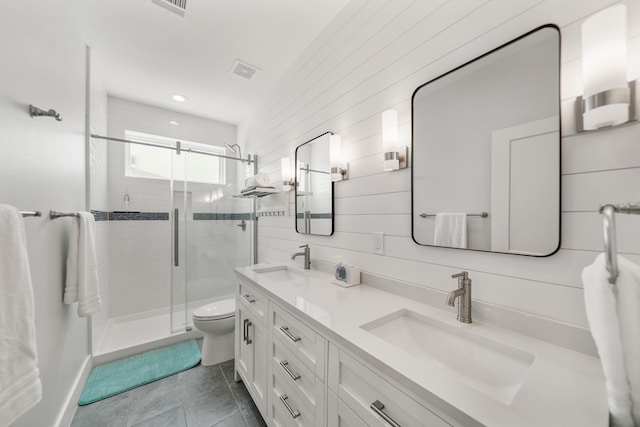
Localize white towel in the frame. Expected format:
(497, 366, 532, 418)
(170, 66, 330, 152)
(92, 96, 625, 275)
(0, 205, 42, 425)
(245, 172, 270, 188)
(434, 213, 467, 249)
(63, 212, 101, 317)
(582, 253, 640, 427)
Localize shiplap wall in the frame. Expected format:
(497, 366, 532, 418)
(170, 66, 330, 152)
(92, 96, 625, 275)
(243, 0, 640, 330)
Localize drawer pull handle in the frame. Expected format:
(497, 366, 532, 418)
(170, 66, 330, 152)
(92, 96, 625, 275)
(243, 294, 256, 303)
(243, 318, 252, 344)
(279, 394, 300, 419)
(280, 326, 301, 342)
(279, 360, 301, 381)
(371, 400, 401, 427)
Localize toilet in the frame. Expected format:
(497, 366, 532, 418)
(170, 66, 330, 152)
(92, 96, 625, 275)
(192, 298, 236, 366)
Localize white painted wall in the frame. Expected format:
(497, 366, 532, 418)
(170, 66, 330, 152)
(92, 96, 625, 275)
(244, 0, 640, 333)
(0, 2, 90, 426)
(88, 55, 110, 355)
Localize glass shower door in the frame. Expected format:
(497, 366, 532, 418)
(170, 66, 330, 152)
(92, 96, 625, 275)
(171, 149, 253, 332)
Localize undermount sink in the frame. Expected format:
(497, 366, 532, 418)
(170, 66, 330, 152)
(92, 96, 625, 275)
(252, 265, 305, 282)
(361, 309, 535, 404)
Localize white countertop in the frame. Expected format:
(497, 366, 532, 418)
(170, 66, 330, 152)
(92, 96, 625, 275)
(235, 263, 608, 427)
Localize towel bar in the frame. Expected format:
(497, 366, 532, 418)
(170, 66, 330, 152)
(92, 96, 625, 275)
(49, 210, 80, 219)
(19, 211, 41, 217)
(420, 212, 489, 218)
(599, 202, 640, 284)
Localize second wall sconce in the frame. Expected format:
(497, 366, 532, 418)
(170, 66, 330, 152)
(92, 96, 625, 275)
(330, 134, 348, 181)
(578, 5, 638, 131)
(281, 157, 295, 191)
(382, 109, 408, 171)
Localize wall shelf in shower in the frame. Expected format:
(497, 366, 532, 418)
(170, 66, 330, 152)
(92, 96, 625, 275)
(233, 187, 280, 198)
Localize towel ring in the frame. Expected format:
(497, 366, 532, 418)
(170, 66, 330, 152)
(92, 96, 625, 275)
(599, 202, 640, 285)
(600, 205, 618, 284)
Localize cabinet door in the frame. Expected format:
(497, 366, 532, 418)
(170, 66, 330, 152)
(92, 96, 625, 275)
(236, 301, 253, 384)
(250, 315, 267, 416)
(328, 391, 368, 427)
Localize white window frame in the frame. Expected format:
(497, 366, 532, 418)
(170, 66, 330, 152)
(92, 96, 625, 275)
(124, 130, 226, 185)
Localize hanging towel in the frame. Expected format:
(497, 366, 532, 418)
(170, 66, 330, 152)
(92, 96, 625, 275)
(582, 253, 640, 427)
(63, 212, 101, 317)
(434, 213, 467, 249)
(0, 205, 42, 426)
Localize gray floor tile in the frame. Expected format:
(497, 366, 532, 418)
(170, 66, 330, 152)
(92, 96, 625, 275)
(219, 360, 236, 384)
(71, 359, 265, 427)
(213, 412, 247, 427)
(229, 380, 267, 427)
(184, 381, 240, 427)
(130, 406, 187, 427)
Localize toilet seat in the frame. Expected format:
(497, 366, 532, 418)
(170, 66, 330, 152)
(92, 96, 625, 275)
(193, 298, 235, 321)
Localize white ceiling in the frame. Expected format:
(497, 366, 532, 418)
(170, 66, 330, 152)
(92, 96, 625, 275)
(73, 0, 350, 125)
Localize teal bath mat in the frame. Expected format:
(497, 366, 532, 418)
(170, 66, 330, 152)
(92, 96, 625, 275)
(79, 340, 201, 405)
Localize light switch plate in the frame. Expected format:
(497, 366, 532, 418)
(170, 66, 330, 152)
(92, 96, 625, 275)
(373, 232, 384, 254)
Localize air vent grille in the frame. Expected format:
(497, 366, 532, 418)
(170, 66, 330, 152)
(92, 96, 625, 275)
(231, 60, 260, 80)
(151, 0, 187, 17)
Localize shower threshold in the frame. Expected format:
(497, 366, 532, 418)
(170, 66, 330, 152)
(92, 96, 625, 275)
(92, 300, 220, 365)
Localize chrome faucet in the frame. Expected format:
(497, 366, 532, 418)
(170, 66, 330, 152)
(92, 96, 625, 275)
(291, 244, 311, 270)
(447, 271, 472, 323)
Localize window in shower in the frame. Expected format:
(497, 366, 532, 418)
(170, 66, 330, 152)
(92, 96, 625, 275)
(123, 130, 226, 184)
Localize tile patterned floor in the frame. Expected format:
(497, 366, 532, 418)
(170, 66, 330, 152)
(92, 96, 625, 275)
(71, 359, 266, 427)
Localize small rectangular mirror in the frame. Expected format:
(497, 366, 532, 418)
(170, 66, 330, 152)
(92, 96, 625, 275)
(412, 25, 560, 256)
(295, 132, 334, 236)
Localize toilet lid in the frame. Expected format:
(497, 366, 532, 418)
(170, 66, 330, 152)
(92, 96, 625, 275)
(193, 298, 235, 320)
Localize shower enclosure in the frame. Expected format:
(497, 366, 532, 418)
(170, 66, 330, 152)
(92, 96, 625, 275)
(91, 133, 256, 359)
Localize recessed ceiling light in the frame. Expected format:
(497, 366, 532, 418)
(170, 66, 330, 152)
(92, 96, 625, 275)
(169, 121, 179, 126)
(172, 94, 187, 102)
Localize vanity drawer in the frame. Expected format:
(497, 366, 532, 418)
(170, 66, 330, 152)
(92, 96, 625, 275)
(238, 280, 267, 322)
(271, 303, 326, 378)
(271, 333, 325, 424)
(270, 367, 317, 427)
(331, 350, 451, 427)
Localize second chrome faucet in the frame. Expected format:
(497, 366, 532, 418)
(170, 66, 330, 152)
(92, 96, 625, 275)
(291, 244, 311, 269)
(447, 271, 472, 323)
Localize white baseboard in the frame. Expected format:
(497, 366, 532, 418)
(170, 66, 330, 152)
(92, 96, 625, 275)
(55, 355, 92, 427)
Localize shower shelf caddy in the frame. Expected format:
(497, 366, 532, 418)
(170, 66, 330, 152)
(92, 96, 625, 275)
(233, 187, 280, 198)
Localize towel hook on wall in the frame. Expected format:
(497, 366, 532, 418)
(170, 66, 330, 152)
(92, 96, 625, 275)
(29, 105, 62, 122)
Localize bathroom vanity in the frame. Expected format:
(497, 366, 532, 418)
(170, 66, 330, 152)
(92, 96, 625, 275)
(234, 264, 607, 426)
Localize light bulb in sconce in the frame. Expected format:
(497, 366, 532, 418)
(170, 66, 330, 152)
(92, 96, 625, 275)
(382, 109, 407, 171)
(281, 157, 294, 191)
(330, 133, 348, 181)
(581, 5, 632, 130)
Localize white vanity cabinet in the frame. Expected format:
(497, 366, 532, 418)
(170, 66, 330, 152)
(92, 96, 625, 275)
(328, 344, 454, 427)
(236, 276, 457, 427)
(235, 280, 268, 418)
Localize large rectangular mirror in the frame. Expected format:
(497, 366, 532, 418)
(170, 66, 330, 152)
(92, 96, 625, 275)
(412, 25, 560, 256)
(295, 132, 334, 235)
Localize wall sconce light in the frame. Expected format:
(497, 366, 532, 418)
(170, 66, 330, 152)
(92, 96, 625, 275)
(579, 5, 637, 131)
(330, 134, 348, 181)
(382, 109, 408, 171)
(281, 157, 295, 191)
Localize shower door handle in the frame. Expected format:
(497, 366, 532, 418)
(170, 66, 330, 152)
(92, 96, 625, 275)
(174, 208, 179, 267)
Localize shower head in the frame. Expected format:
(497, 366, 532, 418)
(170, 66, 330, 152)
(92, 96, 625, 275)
(224, 143, 242, 160)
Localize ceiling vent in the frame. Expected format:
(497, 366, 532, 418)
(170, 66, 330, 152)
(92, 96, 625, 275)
(151, 0, 188, 17)
(231, 60, 260, 80)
